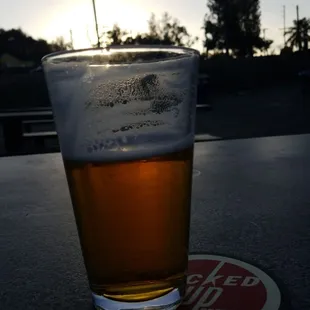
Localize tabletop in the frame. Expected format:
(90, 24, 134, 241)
(0, 134, 310, 310)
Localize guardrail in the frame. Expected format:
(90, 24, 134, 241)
(0, 109, 58, 156)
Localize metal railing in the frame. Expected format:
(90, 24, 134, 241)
(0, 76, 212, 156)
(0, 108, 58, 156)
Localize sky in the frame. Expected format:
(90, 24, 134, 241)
(0, 0, 309, 52)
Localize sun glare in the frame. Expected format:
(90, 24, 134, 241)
(42, 0, 150, 49)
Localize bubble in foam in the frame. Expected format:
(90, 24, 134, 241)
(84, 72, 161, 110)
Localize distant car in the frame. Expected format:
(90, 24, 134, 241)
(197, 74, 212, 110)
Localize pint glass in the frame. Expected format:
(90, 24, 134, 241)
(42, 47, 199, 310)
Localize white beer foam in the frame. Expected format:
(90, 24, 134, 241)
(45, 56, 196, 162)
(61, 134, 194, 162)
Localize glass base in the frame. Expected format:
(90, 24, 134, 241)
(92, 287, 183, 310)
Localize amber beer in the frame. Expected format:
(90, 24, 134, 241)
(64, 145, 193, 302)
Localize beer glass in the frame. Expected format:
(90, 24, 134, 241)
(42, 46, 199, 310)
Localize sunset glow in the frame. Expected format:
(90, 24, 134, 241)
(1, 0, 310, 52)
(41, 0, 151, 49)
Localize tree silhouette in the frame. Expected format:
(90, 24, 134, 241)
(203, 20, 226, 55)
(50, 36, 73, 52)
(0, 28, 73, 63)
(280, 46, 293, 57)
(149, 12, 198, 47)
(204, 0, 272, 57)
(100, 13, 198, 47)
(100, 24, 128, 46)
(285, 18, 310, 52)
(204, 0, 239, 55)
(0, 28, 50, 62)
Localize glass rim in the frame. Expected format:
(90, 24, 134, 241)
(41, 45, 200, 63)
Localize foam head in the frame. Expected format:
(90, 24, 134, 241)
(42, 47, 199, 161)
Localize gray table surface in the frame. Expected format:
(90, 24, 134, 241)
(1, 134, 310, 310)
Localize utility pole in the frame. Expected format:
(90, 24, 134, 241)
(296, 5, 302, 51)
(262, 28, 268, 40)
(262, 28, 269, 55)
(92, 0, 100, 48)
(279, 5, 287, 49)
(70, 29, 74, 50)
(296, 5, 300, 22)
(283, 5, 286, 46)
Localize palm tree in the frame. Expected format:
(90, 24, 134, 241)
(285, 18, 310, 51)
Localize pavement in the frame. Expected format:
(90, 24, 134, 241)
(195, 82, 310, 142)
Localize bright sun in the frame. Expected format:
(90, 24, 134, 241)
(43, 0, 151, 49)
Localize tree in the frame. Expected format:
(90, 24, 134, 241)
(101, 24, 128, 46)
(203, 19, 226, 55)
(285, 18, 310, 52)
(50, 36, 73, 52)
(0, 28, 51, 62)
(280, 46, 293, 57)
(0, 28, 73, 64)
(204, 0, 272, 57)
(101, 13, 198, 47)
(145, 12, 198, 47)
(204, 0, 239, 55)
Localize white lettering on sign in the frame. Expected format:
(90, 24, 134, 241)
(192, 287, 223, 310)
(241, 276, 260, 287)
(184, 259, 263, 309)
(188, 274, 203, 285)
(187, 262, 261, 289)
(183, 286, 204, 305)
(185, 255, 282, 310)
(223, 276, 242, 286)
(201, 262, 225, 286)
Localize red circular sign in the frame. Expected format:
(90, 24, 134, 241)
(180, 255, 281, 310)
